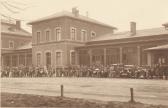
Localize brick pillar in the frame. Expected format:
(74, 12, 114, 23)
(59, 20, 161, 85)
(104, 48, 107, 66)
(137, 46, 141, 66)
(119, 47, 123, 64)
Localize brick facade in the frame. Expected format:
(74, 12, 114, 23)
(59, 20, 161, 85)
(29, 10, 116, 68)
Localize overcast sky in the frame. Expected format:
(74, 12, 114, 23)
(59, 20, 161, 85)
(1, 0, 168, 32)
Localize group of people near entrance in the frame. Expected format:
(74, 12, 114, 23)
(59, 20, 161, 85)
(1, 63, 168, 80)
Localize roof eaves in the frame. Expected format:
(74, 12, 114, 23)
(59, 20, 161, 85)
(1, 31, 32, 37)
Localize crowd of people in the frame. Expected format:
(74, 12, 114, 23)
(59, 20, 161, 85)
(1, 64, 168, 80)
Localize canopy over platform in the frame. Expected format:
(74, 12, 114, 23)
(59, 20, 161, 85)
(145, 44, 168, 51)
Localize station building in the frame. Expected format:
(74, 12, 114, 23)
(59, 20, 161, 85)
(28, 8, 117, 68)
(1, 19, 32, 67)
(1, 8, 168, 68)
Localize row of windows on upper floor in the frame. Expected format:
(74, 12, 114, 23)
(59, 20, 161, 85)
(36, 27, 96, 43)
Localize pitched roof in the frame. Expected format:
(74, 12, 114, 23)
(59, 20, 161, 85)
(17, 42, 32, 50)
(1, 21, 32, 37)
(28, 11, 117, 29)
(145, 44, 168, 51)
(90, 27, 168, 42)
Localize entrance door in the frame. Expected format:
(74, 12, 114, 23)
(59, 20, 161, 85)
(46, 52, 51, 66)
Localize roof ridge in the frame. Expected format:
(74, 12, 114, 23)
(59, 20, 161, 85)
(28, 10, 117, 29)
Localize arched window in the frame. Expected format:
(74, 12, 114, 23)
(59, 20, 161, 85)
(70, 27, 76, 40)
(81, 29, 87, 42)
(55, 27, 61, 41)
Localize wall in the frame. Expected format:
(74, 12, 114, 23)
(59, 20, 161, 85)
(32, 17, 66, 45)
(31, 16, 115, 67)
(64, 17, 114, 41)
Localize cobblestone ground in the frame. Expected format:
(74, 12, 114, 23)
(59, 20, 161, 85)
(1, 78, 168, 105)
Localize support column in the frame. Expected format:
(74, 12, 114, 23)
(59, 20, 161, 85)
(17, 54, 20, 66)
(25, 53, 27, 66)
(10, 55, 12, 66)
(119, 47, 123, 64)
(89, 49, 92, 65)
(104, 48, 107, 66)
(137, 46, 141, 66)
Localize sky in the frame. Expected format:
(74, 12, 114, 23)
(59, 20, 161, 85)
(1, 0, 168, 32)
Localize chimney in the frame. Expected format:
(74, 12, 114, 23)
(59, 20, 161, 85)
(72, 7, 79, 17)
(16, 20, 21, 29)
(130, 22, 136, 36)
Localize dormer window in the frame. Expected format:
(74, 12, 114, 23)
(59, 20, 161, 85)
(91, 31, 96, 39)
(9, 40, 14, 48)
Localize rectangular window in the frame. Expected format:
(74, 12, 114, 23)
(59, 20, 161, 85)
(55, 27, 61, 41)
(81, 30, 87, 42)
(70, 51, 76, 65)
(70, 27, 76, 40)
(37, 32, 41, 44)
(46, 30, 50, 42)
(91, 31, 96, 39)
(37, 53, 41, 66)
(56, 52, 62, 65)
(9, 41, 14, 48)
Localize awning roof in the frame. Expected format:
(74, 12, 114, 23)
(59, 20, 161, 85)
(89, 27, 168, 42)
(17, 42, 32, 50)
(145, 44, 168, 51)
